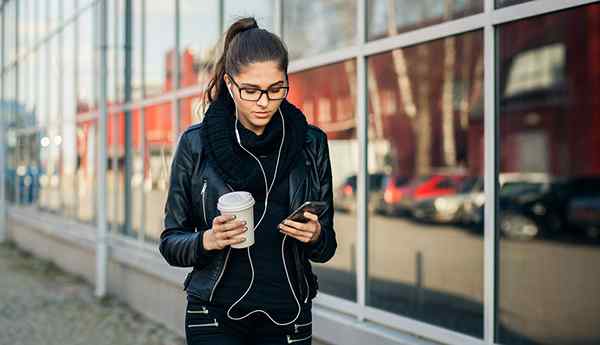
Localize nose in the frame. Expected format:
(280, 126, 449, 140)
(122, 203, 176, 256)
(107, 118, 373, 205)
(256, 92, 269, 107)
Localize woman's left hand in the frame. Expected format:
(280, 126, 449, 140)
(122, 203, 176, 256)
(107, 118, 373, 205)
(279, 212, 321, 244)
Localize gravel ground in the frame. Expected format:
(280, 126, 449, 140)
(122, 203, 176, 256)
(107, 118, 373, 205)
(0, 241, 185, 345)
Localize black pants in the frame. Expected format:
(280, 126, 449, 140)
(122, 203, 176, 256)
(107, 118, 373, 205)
(185, 298, 313, 345)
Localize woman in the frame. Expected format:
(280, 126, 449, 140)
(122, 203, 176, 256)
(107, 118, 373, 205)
(158, 17, 337, 345)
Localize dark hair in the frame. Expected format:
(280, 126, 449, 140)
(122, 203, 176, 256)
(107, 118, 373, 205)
(205, 17, 289, 103)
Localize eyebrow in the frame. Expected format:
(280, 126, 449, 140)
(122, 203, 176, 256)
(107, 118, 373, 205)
(240, 80, 285, 88)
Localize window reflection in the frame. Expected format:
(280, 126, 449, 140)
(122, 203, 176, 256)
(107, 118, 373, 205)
(496, 0, 532, 8)
(367, 0, 482, 41)
(283, 0, 356, 59)
(76, 121, 97, 224)
(143, 102, 174, 242)
(107, 112, 125, 234)
(367, 30, 484, 337)
(78, 7, 96, 113)
(497, 5, 600, 345)
(145, 2, 175, 97)
(224, 0, 274, 31)
(179, 0, 220, 89)
(288, 60, 358, 301)
(179, 94, 204, 132)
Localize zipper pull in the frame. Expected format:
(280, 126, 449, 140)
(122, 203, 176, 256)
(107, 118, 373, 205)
(201, 178, 207, 195)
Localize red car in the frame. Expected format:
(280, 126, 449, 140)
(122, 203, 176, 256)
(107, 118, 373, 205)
(379, 174, 466, 216)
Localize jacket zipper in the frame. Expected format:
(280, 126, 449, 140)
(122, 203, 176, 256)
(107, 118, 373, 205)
(303, 273, 310, 303)
(208, 182, 235, 302)
(186, 306, 209, 314)
(187, 319, 219, 328)
(209, 246, 231, 302)
(201, 178, 208, 227)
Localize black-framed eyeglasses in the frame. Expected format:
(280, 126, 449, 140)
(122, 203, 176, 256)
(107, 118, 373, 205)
(227, 74, 289, 101)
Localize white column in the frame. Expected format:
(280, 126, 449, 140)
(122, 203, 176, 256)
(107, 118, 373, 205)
(95, 0, 109, 298)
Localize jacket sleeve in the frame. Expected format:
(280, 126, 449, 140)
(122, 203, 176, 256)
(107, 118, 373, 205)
(305, 130, 337, 263)
(158, 131, 216, 268)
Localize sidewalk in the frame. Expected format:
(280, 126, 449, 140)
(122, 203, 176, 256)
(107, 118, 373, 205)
(0, 241, 329, 345)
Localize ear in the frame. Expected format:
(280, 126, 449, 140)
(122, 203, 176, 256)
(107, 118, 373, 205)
(223, 74, 231, 89)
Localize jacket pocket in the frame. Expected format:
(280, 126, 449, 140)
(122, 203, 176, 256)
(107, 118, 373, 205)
(185, 302, 221, 335)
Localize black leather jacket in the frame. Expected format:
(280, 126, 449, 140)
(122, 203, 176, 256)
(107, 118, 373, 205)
(158, 122, 337, 304)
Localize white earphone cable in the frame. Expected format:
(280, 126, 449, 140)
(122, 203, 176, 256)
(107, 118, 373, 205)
(225, 92, 302, 326)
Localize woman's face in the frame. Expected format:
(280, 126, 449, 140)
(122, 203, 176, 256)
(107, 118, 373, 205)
(224, 60, 287, 136)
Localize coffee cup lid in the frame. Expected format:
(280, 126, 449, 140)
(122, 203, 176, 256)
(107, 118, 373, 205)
(217, 191, 255, 212)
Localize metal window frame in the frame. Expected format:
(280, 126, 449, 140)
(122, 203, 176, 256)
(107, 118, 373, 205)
(0, 3, 6, 243)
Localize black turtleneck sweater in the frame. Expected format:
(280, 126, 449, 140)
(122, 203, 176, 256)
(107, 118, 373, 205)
(189, 91, 309, 318)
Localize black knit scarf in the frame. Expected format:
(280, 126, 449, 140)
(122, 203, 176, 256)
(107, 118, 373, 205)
(201, 91, 308, 198)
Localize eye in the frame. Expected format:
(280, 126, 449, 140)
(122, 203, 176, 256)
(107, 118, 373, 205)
(244, 89, 259, 94)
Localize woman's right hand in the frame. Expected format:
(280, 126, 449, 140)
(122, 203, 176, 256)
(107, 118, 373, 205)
(203, 215, 248, 251)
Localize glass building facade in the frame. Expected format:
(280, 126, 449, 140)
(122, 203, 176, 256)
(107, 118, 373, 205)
(1, 1, 599, 344)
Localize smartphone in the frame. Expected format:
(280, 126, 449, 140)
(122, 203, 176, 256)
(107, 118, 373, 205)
(286, 201, 327, 223)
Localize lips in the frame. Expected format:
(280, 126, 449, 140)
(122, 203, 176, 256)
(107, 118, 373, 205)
(253, 111, 271, 118)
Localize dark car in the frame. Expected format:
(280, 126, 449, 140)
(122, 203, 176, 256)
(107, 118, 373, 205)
(473, 175, 600, 241)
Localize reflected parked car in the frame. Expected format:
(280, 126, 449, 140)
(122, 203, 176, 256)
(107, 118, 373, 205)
(379, 174, 467, 217)
(470, 174, 600, 241)
(373, 175, 410, 215)
(412, 176, 483, 224)
(334, 173, 387, 213)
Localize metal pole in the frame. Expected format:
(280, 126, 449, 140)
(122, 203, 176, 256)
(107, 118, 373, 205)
(0, 5, 7, 243)
(96, 0, 109, 299)
(124, 0, 132, 236)
(355, 0, 367, 322)
(483, 0, 497, 342)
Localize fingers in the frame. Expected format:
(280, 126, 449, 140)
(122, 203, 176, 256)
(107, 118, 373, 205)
(279, 223, 313, 243)
(215, 225, 247, 240)
(210, 215, 248, 249)
(282, 218, 310, 231)
(303, 211, 319, 222)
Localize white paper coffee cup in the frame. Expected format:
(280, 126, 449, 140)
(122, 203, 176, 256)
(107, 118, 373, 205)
(217, 191, 255, 249)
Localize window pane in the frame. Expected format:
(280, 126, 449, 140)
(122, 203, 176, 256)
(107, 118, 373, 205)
(367, 0, 482, 41)
(132, 0, 143, 100)
(39, 43, 48, 127)
(143, 102, 173, 242)
(145, 2, 175, 98)
(78, 7, 96, 113)
(283, 0, 356, 59)
(130, 108, 144, 237)
(62, 24, 78, 219)
(224, 0, 274, 31)
(64, 0, 77, 21)
(107, 111, 125, 234)
(497, 5, 600, 345)
(18, 0, 28, 55)
(179, 94, 204, 132)
(180, 0, 220, 89)
(76, 120, 97, 224)
(367, 30, 484, 337)
(496, 0, 532, 8)
(7, 1, 17, 63)
(288, 60, 358, 301)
